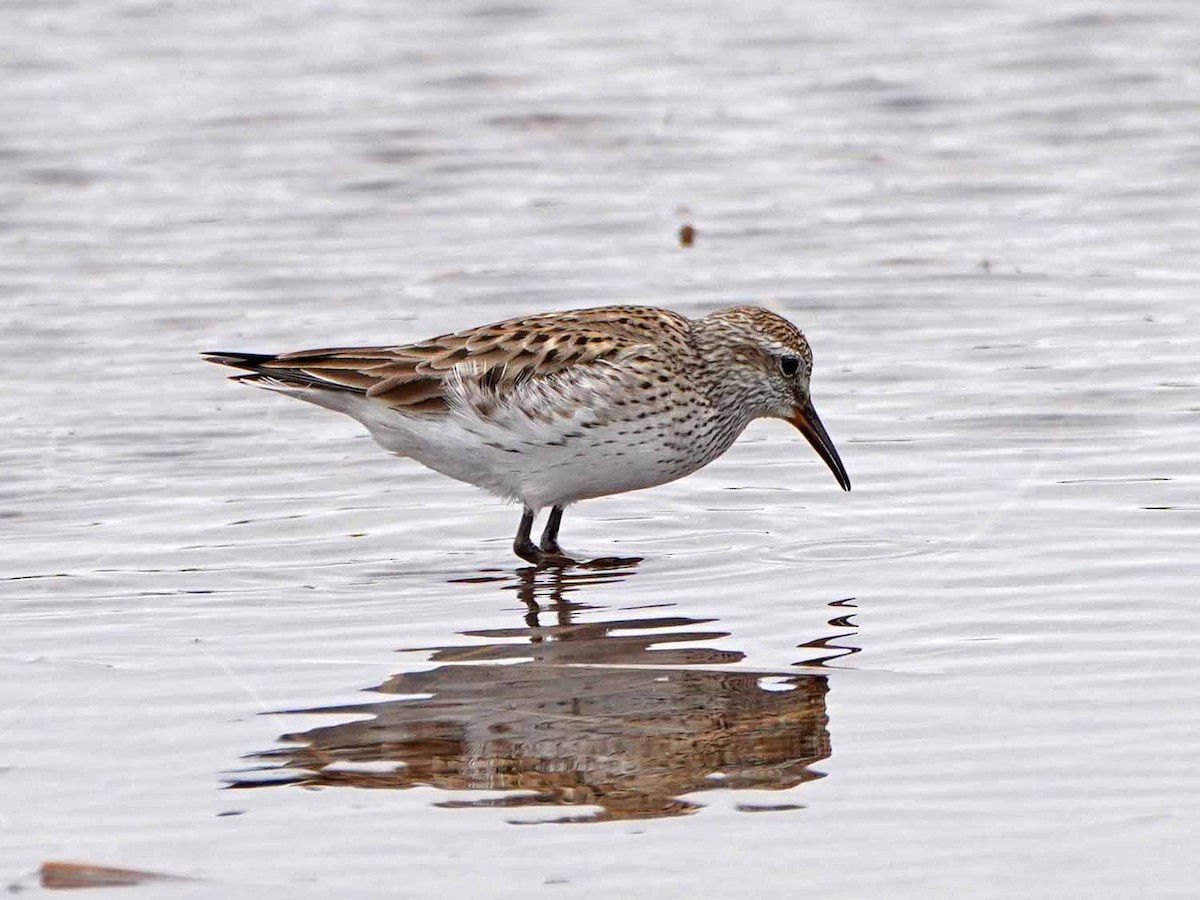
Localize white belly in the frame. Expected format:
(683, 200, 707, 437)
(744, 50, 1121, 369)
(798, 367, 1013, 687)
(346, 396, 738, 511)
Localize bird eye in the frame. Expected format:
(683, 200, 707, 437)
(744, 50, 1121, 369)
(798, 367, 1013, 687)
(779, 355, 800, 377)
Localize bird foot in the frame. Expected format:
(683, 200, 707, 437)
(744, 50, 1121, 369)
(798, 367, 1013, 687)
(579, 555, 643, 570)
(515, 536, 639, 570)
(514, 538, 577, 568)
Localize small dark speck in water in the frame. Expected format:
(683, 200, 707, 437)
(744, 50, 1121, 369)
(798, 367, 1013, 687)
(217, 810, 246, 817)
(735, 803, 806, 813)
(27, 167, 95, 187)
(1058, 476, 1170, 484)
(880, 256, 937, 266)
(679, 224, 695, 246)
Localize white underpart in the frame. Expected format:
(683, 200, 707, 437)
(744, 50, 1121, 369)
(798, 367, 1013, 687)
(257, 357, 724, 511)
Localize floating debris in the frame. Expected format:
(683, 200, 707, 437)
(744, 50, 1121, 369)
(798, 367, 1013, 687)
(39, 861, 190, 890)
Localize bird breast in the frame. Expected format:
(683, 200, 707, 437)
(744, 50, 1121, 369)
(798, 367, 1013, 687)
(350, 365, 745, 509)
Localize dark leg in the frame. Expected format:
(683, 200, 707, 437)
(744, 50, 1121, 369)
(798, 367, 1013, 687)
(513, 506, 541, 564)
(539, 505, 566, 555)
(511, 505, 638, 568)
(511, 505, 576, 566)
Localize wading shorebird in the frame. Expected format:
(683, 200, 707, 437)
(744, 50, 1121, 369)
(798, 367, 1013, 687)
(203, 305, 850, 565)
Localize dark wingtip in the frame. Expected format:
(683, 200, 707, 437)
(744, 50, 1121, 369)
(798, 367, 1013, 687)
(201, 351, 368, 395)
(201, 351, 275, 372)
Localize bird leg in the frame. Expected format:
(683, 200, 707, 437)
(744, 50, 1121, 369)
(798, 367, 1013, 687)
(512, 506, 576, 566)
(513, 506, 542, 564)
(538, 505, 566, 555)
(513, 505, 641, 568)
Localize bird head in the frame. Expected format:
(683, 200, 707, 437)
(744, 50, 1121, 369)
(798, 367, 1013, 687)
(699, 306, 851, 491)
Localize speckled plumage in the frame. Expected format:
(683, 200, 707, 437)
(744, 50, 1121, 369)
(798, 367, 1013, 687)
(204, 305, 849, 564)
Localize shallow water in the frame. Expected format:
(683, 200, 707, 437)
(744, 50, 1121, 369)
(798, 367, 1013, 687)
(3, 0, 1200, 896)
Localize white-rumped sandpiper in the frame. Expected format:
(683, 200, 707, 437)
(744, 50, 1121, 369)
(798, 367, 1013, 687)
(204, 305, 850, 564)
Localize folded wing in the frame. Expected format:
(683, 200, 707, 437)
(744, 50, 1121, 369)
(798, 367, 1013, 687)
(202, 307, 684, 422)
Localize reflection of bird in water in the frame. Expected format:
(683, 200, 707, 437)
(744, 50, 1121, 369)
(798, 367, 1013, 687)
(229, 566, 856, 823)
(796, 597, 861, 668)
(203, 305, 849, 564)
(437, 564, 745, 666)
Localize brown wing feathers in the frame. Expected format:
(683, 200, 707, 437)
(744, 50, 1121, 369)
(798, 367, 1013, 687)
(203, 307, 677, 415)
(201, 348, 448, 412)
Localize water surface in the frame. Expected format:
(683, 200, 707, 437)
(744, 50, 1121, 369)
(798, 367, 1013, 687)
(3, 0, 1199, 896)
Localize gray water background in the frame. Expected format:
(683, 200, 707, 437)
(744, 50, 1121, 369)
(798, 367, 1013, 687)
(3, 0, 1199, 896)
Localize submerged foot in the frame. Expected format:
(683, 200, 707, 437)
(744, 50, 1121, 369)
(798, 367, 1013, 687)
(579, 555, 643, 569)
(514, 536, 577, 567)
(514, 542, 638, 571)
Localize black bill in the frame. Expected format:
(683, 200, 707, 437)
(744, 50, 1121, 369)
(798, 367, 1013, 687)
(788, 400, 851, 491)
